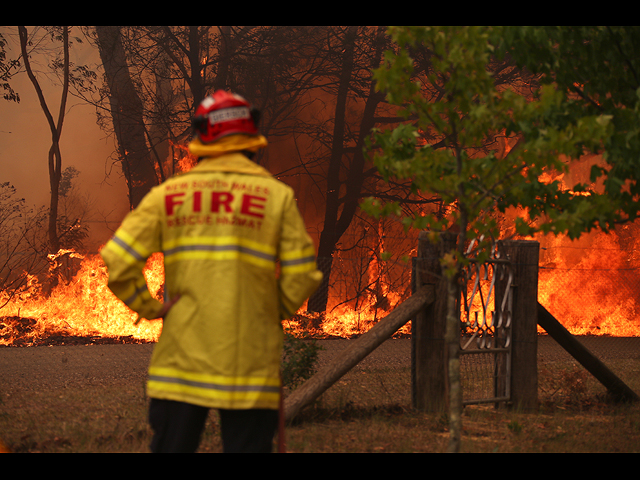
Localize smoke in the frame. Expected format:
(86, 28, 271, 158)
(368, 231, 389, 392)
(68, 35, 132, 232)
(0, 34, 130, 252)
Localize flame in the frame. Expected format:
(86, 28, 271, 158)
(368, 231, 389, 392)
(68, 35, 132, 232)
(2, 226, 640, 347)
(2, 146, 640, 344)
(0, 246, 407, 345)
(527, 153, 640, 336)
(0, 250, 164, 346)
(285, 272, 407, 339)
(536, 228, 640, 337)
(172, 141, 197, 172)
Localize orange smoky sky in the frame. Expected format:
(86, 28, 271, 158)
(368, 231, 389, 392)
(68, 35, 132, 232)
(0, 32, 130, 251)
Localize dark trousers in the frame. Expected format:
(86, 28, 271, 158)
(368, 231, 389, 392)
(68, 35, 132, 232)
(148, 398, 278, 453)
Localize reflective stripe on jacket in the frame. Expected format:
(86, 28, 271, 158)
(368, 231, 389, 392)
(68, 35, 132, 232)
(100, 148, 322, 410)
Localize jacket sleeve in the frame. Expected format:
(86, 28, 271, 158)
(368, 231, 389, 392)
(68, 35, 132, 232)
(100, 189, 164, 323)
(277, 190, 323, 319)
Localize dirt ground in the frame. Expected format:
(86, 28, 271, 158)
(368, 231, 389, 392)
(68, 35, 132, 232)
(1, 336, 639, 396)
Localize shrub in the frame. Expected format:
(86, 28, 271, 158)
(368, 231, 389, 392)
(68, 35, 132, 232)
(282, 329, 323, 390)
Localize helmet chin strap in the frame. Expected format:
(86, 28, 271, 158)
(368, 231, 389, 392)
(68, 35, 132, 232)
(188, 134, 268, 159)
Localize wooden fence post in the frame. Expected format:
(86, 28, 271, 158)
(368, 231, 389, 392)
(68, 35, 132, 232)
(499, 240, 539, 411)
(412, 231, 457, 412)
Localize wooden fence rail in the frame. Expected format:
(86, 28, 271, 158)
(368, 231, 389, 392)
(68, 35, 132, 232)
(284, 284, 435, 423)
(537, 302, 639, 402)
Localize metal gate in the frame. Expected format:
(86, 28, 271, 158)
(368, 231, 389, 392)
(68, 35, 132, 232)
(459, 243, 514, 406)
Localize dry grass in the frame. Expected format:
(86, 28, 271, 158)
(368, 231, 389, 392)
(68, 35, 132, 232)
(281, 360, 640, 453)
(2, 359, 640, 453)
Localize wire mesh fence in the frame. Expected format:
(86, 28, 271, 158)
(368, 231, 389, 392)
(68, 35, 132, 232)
(317, 255, 412, 307)
(311, 255, 640, 338)
(304, 255, 640, 409)
(538, 266, 640, 337)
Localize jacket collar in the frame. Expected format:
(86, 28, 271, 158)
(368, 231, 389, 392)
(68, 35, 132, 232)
(191, 153, 273, 178)
(187, 134, 272, 177)
(188, 134, 268, 158)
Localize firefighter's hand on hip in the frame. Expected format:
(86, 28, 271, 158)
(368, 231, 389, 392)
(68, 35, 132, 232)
(158, 295, 181, 320)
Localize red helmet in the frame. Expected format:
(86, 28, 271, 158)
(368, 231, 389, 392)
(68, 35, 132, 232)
(192, 90, 260, 144)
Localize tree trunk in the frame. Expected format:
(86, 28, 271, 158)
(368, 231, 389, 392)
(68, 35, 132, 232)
(213, 26, 233, 91)
(307, 26, 357, 313)
(308, 26, 385, 313)
(187, 26, 205, 108)
(446, 111, 470, 454)
(148, 46, 173, 182)
(96, 25, 158, 209)
(445, 273, 462, 453)
(18, 26, 69, 254)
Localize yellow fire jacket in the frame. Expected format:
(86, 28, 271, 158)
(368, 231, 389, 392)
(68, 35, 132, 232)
(100, 135, 322, 410)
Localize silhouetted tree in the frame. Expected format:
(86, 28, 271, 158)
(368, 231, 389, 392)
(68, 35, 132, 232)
(18, 26, 69, 254)
(95, 26, 158, 210)
(88, 26, 539, 317)
(0, 31, 20, 103)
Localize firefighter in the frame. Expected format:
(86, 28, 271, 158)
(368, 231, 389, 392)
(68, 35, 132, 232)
(100, 90, 323, 453)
